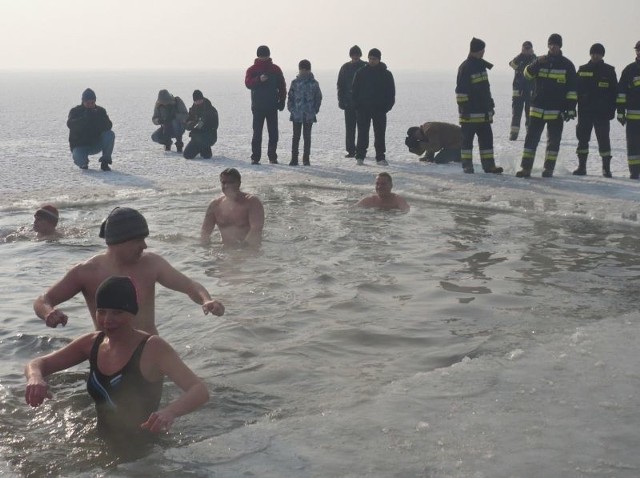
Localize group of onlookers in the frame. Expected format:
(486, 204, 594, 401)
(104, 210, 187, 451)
(66, 38, 640, 179)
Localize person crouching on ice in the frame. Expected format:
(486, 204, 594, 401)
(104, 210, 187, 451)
(405, 122, 463, 163)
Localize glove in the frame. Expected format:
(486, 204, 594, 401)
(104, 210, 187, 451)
(338, 101, 346, 110)
(278, 100, 285, 112)
(617, 113, 627, 126)
(562, 110, 576, 122)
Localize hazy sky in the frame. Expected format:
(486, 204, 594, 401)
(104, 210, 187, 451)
(1, 0, 639, 74)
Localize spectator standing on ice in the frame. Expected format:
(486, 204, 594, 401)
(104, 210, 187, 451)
(616, 40, 640, 180)
(183, 90, 219, 160)
(151, 89, 188, 153)
(516, 33, 577, 178)
(245, 45, 287, 165)
(352, 48, 395, 166)
(508, 41, 536, 140)
(337, 45, 366, 158)
(455, 38, 503, 174)
(67, 88, 115, 171)
(287, 59, 323, 166)
(573, 43, 618, 177)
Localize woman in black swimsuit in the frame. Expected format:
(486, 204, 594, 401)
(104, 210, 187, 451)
(24, 276, 209, 436)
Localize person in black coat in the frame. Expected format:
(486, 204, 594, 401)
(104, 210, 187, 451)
(352, 48, 395, 165)
(183, 90, 219, 160)
(337, 45, 366, 158)
(67, 88, 115, 171)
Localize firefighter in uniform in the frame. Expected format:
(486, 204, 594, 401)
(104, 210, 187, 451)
(455, 37, 503, 174)
(573, 43, 618, 177)
(616, 41, 640, 180)
(509, 41, 536, 141)
(516, 33, 577, 178)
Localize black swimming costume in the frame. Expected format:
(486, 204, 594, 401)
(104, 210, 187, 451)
(87, 332, 163, 436)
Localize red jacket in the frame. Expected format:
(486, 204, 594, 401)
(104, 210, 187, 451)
(245, 58, 286, 110)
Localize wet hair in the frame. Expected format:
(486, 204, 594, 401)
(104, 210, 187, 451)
(377, 172, 392, 184)
(220, 167, 241, 183)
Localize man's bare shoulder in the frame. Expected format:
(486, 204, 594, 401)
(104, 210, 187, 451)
(243, 192, 263, 206)
(356, 195, 379, 208)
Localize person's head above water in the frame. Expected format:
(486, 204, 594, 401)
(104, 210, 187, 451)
(99, 207, 149, 245)
(33, 204, 59, 236)
(96, 276, 138, 315)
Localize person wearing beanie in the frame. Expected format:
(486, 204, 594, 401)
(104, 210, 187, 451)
(516, 33, 577, 178)
(286, 59, 323, 166)
(573, 43, 618, 177)
(508, 41, 536, 140)
(405, 122, 463, 163)
(25, 275, 210, 439)
(337, 45, 366, 158)
(201, 168, 265, 249)
(351, 48, 396, 165)
(183, 90, 219, 159)
(33, 204, 62, 240)
(455, 38, 503, 174)
(616, 41, 640, 179)
(67, 88, 115, 171)
(245, 45, 287, 164)
(151, 89, 188, 153)
(33, 206, 225, 335)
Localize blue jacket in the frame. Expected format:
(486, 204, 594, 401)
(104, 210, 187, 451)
(287, 72, 323, 123)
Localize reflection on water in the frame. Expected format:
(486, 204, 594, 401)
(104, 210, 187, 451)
(2, 184, 640, 475)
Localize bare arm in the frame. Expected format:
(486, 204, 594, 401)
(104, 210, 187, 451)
(25, 333, 95, 407)
(200, 201, 218, 246)
(140, 337, 209, 432)
(33, 264, 85, 327)
(155, 254, 224, 316)
(244, 196, 265, 249)
(355, 196, 378, 208)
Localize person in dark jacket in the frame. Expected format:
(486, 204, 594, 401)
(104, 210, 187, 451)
(455, 38, 503, 174)
(287, 59, 322, 166)
(517, 33, 577, 178)
(573, 43, 618, 177)
(151, 89, 188, 153)
(616, 41, 640, 179)
(183, 90, 219, 160)
(245, 45, 287, 164)
(352, 48, 395, 165)
(509, 41, 536, 140)
(337, 45, 366, 158)
(405, 122, 462, 163)
(67, 88, 115, 171)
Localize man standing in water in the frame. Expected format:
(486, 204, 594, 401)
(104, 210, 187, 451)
(200, 168, 265, 249)
(33, 207, 225, 335)
(356, 173, 410, 212)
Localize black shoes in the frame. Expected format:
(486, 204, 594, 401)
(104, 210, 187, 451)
(541, 169, 553, 178)
(269, 159, 278, 164)
(463, 166, 474, 174)
(573, 167, 587, 176)
(509, 132, 518, 141)
(484, 166, 503, 174)
(289, 159, 299, 166)
(100, 162, 111, 172)
(515, 169, 531, 178)
(164, 143, 171, 152)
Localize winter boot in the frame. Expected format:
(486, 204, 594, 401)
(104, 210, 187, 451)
(175, 141, 184, 153)
(509, 131, 518, 141)
(462, 159, 474, 174)
(289, 153, 299, 166)
(572, 155, 587, 175)
(484, 166, 504, 174)
(541, 169, 554, 178)
(164, 143, 172, 152)
(302, 154, 310, 166)
(602, 156, 612, 178)
(515, 169, 531, 178)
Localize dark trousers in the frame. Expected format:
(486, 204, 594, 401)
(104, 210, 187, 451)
(521, 116, 564, 171)
(626, 120, 640, 175)
(511, 93, 531, 134)
(356, 110, 387, 161)
(344, 109, 357, 155)
(183, 136, 213, 159)
(251, 109, 278, 162)
(151, 120, 184, 147)
(292, 122, 313, 160)
(576, 114, 611, 159)
(460, 122, 495, 171)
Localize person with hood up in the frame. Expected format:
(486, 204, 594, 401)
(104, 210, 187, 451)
(183, 90, 219, 160)
(352, 48, 395, 166)
(287, 59, 323, 166)
(151, 89, 188, 153)
(405, 122, 462, 163)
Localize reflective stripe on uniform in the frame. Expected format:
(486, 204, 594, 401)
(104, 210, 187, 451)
(457, 93, 469, 104)
(627, 109, 640, 120)
(530, 107, 561, 120)
(461, 150, 473, 160)
(617, 93, 627, 106)
(480, 149, 494, 160)
(544, 151, 558, 162)
(523, 148, 536, 159)
(470, 72, 488, 84)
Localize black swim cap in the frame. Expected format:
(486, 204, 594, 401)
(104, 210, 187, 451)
(99, 207, 149, 245)
(96, 276, 138, 315)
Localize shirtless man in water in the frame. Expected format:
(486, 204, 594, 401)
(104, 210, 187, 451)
(356, 172, 410, 212)
(33, 207, 225, 335)
(200, 168, 264, 249)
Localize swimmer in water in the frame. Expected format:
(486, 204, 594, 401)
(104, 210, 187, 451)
(33, 205, 63, 240)
(355, 172, 410, 212)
